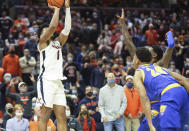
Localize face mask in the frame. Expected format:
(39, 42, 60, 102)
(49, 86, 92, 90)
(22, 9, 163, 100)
(127, 82, 134, 88)
(34, 115, 38, 122)
(19, 87, 27, 93)
(32, 103, 36, 108)
(9, 35, 13, 38)
(5, 77, 11, 82)
(127, 62, 132, 66)
(68, 57, 73, 61)
(107, 78, 115, 85)
(72, 90, 77, 95)
(93, 90, 97, 95)
(98, 64, 103, 67)
(66, 110, 71, 117)
(19, 35, 23, 39)
(8, 108, 13, 114)
(30, 36, 37, 40)
(86, 92, 93, 97)
(114, 68, 119, 72)
(15, 112, 23, 117)
(10, 50, 15, 55)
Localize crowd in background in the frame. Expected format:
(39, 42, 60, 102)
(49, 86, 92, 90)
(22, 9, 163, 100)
(0, 0, 189, 130)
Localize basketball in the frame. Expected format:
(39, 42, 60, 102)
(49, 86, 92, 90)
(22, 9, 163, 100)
(48, 0, 64, 8)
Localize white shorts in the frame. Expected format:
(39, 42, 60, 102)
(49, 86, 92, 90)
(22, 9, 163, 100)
(37, 78, 67, 108)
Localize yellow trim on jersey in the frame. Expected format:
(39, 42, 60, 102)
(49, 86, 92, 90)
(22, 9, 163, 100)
(150, 100, 159, 104)
(151, 110, 159, 117)
(161, 83, 181, 96)
(136, 69, 145, 82)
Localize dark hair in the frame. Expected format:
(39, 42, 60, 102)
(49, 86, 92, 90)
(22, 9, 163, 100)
(151, 45, 163, 62)
(37, 23, 49, 38)
(136, 47, 152, 62)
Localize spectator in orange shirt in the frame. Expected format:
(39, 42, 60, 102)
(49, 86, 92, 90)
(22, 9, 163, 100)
(77, 104, 96, 131)
(0, 68, 4, 83)
(2, 45, 21, 77)
(145, 24, 158, 45)
(29, 106, 56, 131)
(124, 75, 142, 131)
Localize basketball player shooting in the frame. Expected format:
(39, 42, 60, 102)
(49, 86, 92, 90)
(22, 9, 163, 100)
(36, 0, 71, 131)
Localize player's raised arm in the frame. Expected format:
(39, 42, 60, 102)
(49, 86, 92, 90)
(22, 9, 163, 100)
(166, 69, 189, 93)
(156, 31, 175, 68)
(117, 8, 136, 58)
(134, 70, 156, 131)
(39, 5, 60, 45)
(56, 0, 71, 46)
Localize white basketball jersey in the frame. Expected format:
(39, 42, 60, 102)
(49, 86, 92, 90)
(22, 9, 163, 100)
(38, 41, 64, 80)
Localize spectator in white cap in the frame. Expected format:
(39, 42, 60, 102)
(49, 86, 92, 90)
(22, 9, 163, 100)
(124, 75, 142, 131)
(6, 78, 37, 120)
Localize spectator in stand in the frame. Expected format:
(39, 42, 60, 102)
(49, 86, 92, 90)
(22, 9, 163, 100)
(90, 59, 105, 90)
(97, 30, 112, 52)
(168, 61, 180, 74)
(0, 11, 13, 40)
(76, 45, 87, 70)
(6, 78, 37, 120)
(29, 106, 56, 131)
(81, 56, 94, 87)
(99, 73, 126, 131)
(114, 35, 124, 57)
(0, 67, 4, 83)
(77, 86, 102, 131)
(55, 106, 83, 131)
(145, 23, 158, 45)
(77, 104, 96, 131)
(124, 75, 142, 131)
(19, 49, 36, 86)
(63, 53, 80, 90)
(2, 45, 21, 77)
(23, 32, 38, 60)
(2, 103, 13, 128)
(6, 104, 29, 131)
(0, 73, 17, 109)
(89, 51, 97, 67)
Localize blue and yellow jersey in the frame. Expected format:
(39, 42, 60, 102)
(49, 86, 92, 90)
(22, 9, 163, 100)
(137, 64, 180, 102)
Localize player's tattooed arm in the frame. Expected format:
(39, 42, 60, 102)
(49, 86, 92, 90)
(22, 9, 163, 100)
(39, 5, 60, 45)
(56, 0, 71, 47)
(117, 8, 136, 58)
(167, 70, 189, 93)
(157, 31, 175, 68)
(134, 70, 156, 131)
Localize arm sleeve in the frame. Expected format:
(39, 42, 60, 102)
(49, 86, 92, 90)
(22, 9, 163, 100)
(6, 86, 17, 100)
(19, 58, 27, 68)
(90, 69, 94, 87)
(6, 119, 12, 131)
(75, 119, 83, 131)
(28, 57, 36, 67)
(26, 120, 29, 131)
(119, 88, 127, 115)
(91, 118, 96, 131)
(98, 89, 105, 119)
(28, 82, 37, 98)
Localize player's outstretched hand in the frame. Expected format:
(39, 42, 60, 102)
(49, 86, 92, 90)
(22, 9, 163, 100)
(116, 8, 125, 25)
(48, 4, 60, 10)
(166, 31, 175, 48)
(65, 0, 70, 8)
